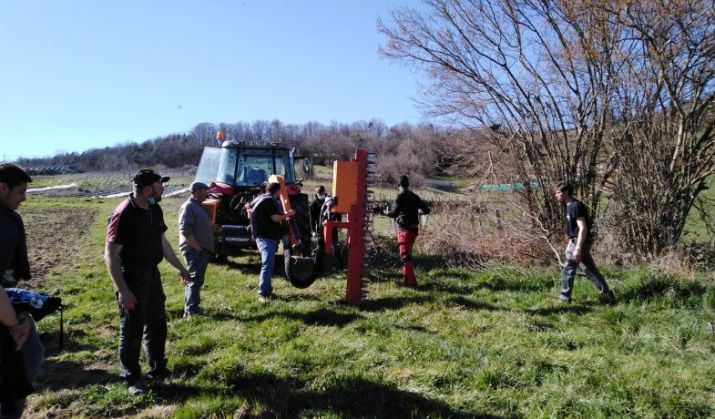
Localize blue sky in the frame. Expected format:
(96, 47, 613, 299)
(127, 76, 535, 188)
(0, 1, 426, 160)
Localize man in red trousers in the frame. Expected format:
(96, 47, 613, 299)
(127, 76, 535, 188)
(383, 175, 430, 287)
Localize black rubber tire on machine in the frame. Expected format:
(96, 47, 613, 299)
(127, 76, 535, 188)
(284, 193, 319, 288)
(284, 249, 319, 289)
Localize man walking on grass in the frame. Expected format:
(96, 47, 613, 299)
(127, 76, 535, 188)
(554, 181, 615, 304)
(178, 181, 214, 319)
(382, 175, 430, 287)
(105, 169, 190, 395)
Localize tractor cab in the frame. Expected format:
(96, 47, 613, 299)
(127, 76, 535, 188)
(195, 140, 297, 190)
(194, 140, 311, 268)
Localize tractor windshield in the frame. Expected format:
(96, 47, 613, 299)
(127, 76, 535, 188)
(235, 148, 295, 186)
(195, 146, 296, 187)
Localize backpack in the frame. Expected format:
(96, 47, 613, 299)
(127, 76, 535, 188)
(5, 288, 64, 349)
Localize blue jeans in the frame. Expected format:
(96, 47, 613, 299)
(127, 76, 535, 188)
(182, 248, 209, 315)
(0, 319, 44, 419)
(256, 237, 278, 295)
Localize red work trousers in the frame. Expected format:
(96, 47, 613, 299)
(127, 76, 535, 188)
(397, 228, 419, 286)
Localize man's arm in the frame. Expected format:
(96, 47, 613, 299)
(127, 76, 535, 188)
(179, 204, 202, 251)
(0, 288, 30, 350)
(383, 196, 400, 218)
(271, 209, 294, 223)
(417, 195, 430, 215)
(573, 217, 588, 262)
(182, 234, 202, 252)
(161, 234, 190, 281)
(104, 241, 138, 310)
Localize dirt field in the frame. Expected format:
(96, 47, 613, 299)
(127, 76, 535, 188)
(20, 207, 99, 288)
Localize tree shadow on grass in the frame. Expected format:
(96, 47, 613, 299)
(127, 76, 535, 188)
(37, 359, 116, 391)
(523, 304, 594, 316)
(221, 370, 500, 418)
(214, 258, 262, 275)
(449, 296, 502, 312)
(419, 280, 481, 295)
(618, 275, 710, 306)
(149, 372, 495, 417)
(243, 307, 364, 328)
(358, 294, 435, 312)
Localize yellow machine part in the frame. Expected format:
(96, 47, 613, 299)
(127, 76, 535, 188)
(332, 160, 358, 214)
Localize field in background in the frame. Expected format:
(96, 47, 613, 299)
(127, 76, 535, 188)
(15, 189, 715, 417)
(28, 166, 715, 247)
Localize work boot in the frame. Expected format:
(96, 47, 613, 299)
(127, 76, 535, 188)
(126, 380, 148, 396)
(146, 367, 172, 383)
(599, 289, 616, 305)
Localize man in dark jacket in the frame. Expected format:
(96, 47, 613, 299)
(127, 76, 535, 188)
(383, 175, 430, 287)
(0, 163, 44, 418)
(554, 181, 614, 303)
(309, 185, 328, 237)
(105, 169, 190, 395)
(250, 182, 294, 300)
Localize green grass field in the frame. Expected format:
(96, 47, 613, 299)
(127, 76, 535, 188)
(682, 175, 715, 245)
(18, 194, 715, 418)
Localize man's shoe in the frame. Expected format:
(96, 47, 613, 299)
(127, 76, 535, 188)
(600, 290, 616, 304)
(146, 367, 172, 382)
(127, 380, 148, 396)
(559, 296, 572, 304)
(184, 308, 205, 320)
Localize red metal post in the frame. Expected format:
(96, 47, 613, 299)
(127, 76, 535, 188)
(321, 149, 369, 305)
(345, 149, 368, 304)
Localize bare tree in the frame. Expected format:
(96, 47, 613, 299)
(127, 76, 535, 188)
(605, 0, 715, 256)
(379, 0, 714, 258)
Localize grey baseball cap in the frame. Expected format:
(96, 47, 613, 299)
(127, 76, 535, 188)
(190, 181, 209, 192)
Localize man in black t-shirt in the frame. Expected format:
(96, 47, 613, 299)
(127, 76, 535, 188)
(250, 182, 294, 300)
(554, 181, 614, 303)
(105, 169, 190, 395)
(383, 175, 430, 287)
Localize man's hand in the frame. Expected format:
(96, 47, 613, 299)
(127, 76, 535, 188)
(572, 248, 582, 263)
(179, 270, 191, 285)
(117, 289, 138, 311)
(9, 314, 31, 351)
(285, 209, 295, 219)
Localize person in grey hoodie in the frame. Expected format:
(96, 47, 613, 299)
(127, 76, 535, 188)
(178, 181, 215, 318)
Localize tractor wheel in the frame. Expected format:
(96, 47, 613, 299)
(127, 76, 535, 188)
(284, 248, 318, 289)
(289, 193, 312, 255)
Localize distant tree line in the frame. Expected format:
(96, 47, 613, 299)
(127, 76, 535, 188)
(15, 120, 458, 186)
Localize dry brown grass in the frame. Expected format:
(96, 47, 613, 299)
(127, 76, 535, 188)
(419, 199, 556, 269)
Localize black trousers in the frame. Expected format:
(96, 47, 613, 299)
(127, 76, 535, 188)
(560, 241, 609, 300)
(117, 266, 167, 383)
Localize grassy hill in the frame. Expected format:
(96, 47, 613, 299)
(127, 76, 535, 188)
(17, 194, 715, 418)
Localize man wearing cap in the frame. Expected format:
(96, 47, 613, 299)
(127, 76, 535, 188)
(178, 182, 214, 319)
(382, 175, 430, 287)
(104, 169, 190, 395)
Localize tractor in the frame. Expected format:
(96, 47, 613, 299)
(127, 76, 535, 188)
(194, 136, 317, 287)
